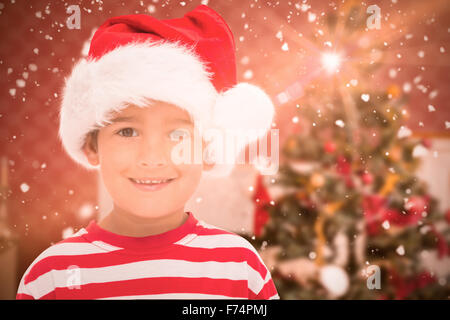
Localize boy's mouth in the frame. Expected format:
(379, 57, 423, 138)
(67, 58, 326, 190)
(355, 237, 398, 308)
(128, 177, 176, 192)
(129, 177, 175, 185)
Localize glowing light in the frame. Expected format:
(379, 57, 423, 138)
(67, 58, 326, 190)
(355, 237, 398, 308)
(321, 52, 341, 73)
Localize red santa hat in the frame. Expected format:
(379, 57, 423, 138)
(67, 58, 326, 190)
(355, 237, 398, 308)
(58, 4, 275, 177)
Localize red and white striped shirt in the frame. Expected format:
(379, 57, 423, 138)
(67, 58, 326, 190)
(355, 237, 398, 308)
(16, 212, 279, 300)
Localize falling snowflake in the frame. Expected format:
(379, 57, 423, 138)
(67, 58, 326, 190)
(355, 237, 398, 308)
(20, 183, 30, 193)
(389, 68, 397, 78)
(16, 79, 26, 88)
(412, 145, 429, 158)
(281, 42, 289, 51)
(243, 69, 253, 80)
(335, 119, 345, 128)
(361, 94, 370, 102)
(397, 126, 412, 139)
(62, 227, 75, 239)
(240, 56, 250, 65)
(275, 30, 283, 40)
(396, 245, 405, 256)
(429, 90, 438, 99)
(78, 203, 94, 219)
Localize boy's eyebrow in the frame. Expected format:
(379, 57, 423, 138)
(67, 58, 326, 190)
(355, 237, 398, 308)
(168, 118, 193, 125)
(109, 116, 193, 125)
(109, 116, 138, 123)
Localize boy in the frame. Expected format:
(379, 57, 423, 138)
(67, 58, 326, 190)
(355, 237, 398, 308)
(16, 4, 278, 299)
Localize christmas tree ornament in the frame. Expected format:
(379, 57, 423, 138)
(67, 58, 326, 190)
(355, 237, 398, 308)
(445, 209, 450, 224)
(319, 264, 350, 298)
(310, 172, 325, 189)
(404, 195, 429, 216)
(362, 194, 386, 236)
(388, 145, 403, 162)
(252, 174, 271, 237)
(324, 141, 337, 153)
(361, 171, 374, 185)
(336, 155, 351, 176)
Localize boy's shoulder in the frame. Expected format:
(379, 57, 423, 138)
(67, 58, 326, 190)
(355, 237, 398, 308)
(20, 228, 112, 283)
(193, 219, 260, 252)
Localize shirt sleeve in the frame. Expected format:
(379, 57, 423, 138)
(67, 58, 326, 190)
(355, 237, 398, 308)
(245, 243, 280, 300)
(16, 259, 56, 300)
(16, 275, 36, 300)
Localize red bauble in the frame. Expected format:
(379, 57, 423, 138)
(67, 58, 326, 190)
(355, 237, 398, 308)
(380, 208, 423, 226)
(404, 196, 429, 216)
(336, 155, 351, 175)
(361, 172, 374, 185)
(445, 209, 450, 224)
(362, 194, 386, 236)
(421, 139, 432, 149)
(324, 141, 337, 153)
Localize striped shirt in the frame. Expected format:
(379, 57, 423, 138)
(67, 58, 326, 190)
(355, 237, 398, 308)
(16, 212, 279, 300)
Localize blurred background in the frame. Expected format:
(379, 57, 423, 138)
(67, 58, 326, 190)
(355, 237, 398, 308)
(0, 0, 449, 299)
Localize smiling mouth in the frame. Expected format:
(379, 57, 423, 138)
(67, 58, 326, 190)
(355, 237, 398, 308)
(129, 177, 176, 186)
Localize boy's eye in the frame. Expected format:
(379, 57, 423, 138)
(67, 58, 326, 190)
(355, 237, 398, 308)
(169, 128, 190, 141)
(116, 128, 138, 137)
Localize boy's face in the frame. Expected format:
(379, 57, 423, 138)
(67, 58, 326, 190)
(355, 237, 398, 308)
(82, 101, 211, 220)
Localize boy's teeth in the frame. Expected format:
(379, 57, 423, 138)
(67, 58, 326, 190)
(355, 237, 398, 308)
(133, 178, 170, 185)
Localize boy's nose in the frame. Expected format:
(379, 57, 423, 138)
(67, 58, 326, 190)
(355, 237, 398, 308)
(136, 139, 169, 168)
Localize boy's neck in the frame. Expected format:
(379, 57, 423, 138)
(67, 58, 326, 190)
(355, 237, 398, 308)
(98, 207, 189, 237)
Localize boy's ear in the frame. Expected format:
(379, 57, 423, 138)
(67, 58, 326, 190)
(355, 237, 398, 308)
(82, 132, 100, 166)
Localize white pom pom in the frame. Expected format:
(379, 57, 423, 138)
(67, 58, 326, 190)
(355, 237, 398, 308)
(212, 82, 275, 139)
(202, 83, 275, 178)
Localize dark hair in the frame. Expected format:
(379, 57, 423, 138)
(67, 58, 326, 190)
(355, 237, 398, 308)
(87, 129, 99, 153)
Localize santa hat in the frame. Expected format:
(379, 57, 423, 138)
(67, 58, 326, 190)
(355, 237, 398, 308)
(58, 4, 275, 177)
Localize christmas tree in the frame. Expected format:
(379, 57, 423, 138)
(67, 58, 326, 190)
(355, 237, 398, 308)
(240, 3, 450, 300)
